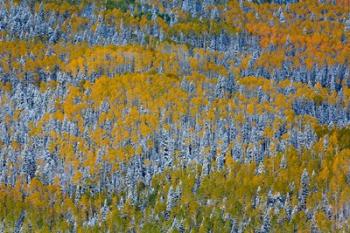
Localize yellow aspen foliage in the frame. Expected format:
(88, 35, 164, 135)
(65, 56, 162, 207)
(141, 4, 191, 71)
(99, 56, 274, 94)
(72, 171, 83, 185)
(11, 141, 21, 151)
(315, 212, 332, 232)
(240, 55, 251, 70)
(246, 103, 255, 115)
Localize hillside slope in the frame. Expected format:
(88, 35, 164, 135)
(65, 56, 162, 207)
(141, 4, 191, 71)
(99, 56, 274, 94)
(0, 0, 350, 232)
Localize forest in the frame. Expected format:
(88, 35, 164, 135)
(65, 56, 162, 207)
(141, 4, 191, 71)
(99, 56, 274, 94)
(0, 0, 350, 232)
